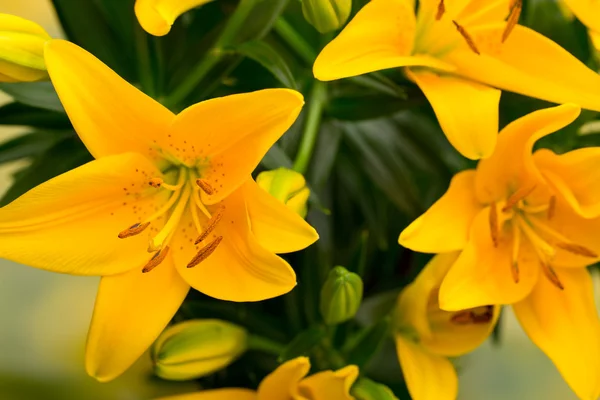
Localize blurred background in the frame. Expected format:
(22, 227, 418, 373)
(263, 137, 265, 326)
(0, 1, 591, 399)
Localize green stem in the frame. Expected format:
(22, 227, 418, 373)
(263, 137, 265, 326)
(293, 81, 328, 174)
(247, 334, 286, 356)
(165, 0, 258, 108)
(273, 18, 317, 65)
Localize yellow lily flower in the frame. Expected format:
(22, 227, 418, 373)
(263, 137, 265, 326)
(0, 13, 50, 82)
(394, 253, 499, 400)
(561, 0, 600, 50)
(135, 0, 215, 36)
(156, 357, 359, 400)
(0, 39, 318, 382)
(400, 104, 600, 399)
(313, 0, 600, 160)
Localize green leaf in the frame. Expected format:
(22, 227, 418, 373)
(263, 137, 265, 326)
(233, 40, 297, 89)
(327, 94, 417, 121)
(261, 143, 294, 169)
(0, 130, 74, 164)
(345, 317, 391, 368)
(0, 82, 64, 112)
(278, 325, 327, 362)
(0, 103, 71, 129)
(235, 0, 290, 44)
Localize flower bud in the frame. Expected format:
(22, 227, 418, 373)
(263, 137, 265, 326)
(256, 168, 310, 218)
(0, 14, 50, 82)
(351, 377, 399, 400)
(301, 0, 352, 33)
(151, 319, 248, 381)
(320, 266, 363, 325)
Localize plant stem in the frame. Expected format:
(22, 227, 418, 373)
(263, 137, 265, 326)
(273, 18, 317, 65)
(293, 81, 327, 174)
(247, 334, 286, 356)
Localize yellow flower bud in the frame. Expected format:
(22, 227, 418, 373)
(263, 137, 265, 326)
(301, 0, 352, 33)
(320, 266, 363, 325)
(0, 14, 50, 82)
(256, 168, 310, 218)
(151, 319, 248, 381)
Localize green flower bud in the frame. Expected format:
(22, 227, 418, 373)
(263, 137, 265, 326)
(351, 377, 399, 400)
(301, 0, 352, 33)
(256, 168, 310, 218)
(0, 14, 50, 82)
(151, 319, 248, 381)
(320, 266, 363, 325)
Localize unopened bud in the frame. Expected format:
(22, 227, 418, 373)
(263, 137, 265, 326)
(320, 266, 363, 325)
(256, 168, 310, 218)
(302, 0, 352, 33)
(0, 14, 50, 82)
(351, 377, 399, 400)
(151, 319, 248, 381)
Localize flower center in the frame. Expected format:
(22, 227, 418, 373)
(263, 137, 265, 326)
(488, 186, 597, 290)
(118, 166, 225, 273)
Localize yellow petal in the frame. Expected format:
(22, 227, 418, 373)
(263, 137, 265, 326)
(173, 187, 296, 302)
(86, 258, 190, 382)
(562, 0, 600, 33)
(156, 389, 257, 400)
(257, 357, 311, 400)
(395, 336, 458, 400)
(0, 153, 166, 276)
(44, 39, 175, 160)
(171, 89, 304, 205)
(590, 30, 600, 51)
(456, 0, 511, 26)
(135, 0, 215, 36)
(439, 207, 540, 311)
(313, 0, 454, 81)
(447, 25, 600, 112)
(243, 179, 318, 254)
(407, 69, 501, 159)
(513, 268, 600, 400)
(400, 170, 482, 253)
(298, 365, 359, 400)
(534, 148, 600, 219)
(474, 104, 581, 204)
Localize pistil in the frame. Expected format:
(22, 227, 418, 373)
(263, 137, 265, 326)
(149, 184, 192, 252)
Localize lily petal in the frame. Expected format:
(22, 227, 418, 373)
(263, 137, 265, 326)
(135, 0, 215, 36)
(298, 365, 359, 400)
(395, 336, 458, 400)
(475, 104, 581, 204)
(156, 389, 257, 400)
(44, 39, 175, 160)
(0, 153, 166, 276)
(173, 188, 296, 302)
(313, 0, 453, 81)
(171, 89, 304, 205)
(400, 170, 482, 253)
(562, 0, 600, 34)
(407, 69, 501, 159)
(447, 25, 600, 112)
(257, 357, 310, 400)
(86, 257, 190, 382)
(513, 268, 600, 400)
(456, 0, 511, 26)
(243, 179, 318, 254)
(439, 208, 540, 311)
(535, 148, 600, 219)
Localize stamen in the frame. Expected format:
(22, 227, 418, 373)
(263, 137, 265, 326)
(192, 188, 212, 219)
(194, 206, 225, 245)
(548, 196, 556, 220)
(451, 306, 494, 325)
(196, 179, 215, 195)
(187, 236, 223, 268)
(149, 185, 192, 252)
(556, 242, 598, 258)
(436, 0, 445, 20)
(489, 202, 499, 247)
(511, 221, 520, 283)
(517, 217, 555, 258)
(149, 176, 185, 191)
(452, 20, 480, 55)
(502, 0, 522, 43)
(142, 246, 170, 273)
(118, 222, 150, 239)
(502, 185, 536, 212)
(540, 262, 564, 290)
(144, 169, 188, 223)
(149, 178, 163, 188)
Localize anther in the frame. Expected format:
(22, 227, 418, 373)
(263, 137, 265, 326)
(451, 306, 494, 325)
(489, 202, 499, 247)
(118, 222, 150, 239)
(194, 206, 225, 245)
(196, 179, 215, 195)
(187, 236, 223, 268)
(502, 0, 522, 43)
(149, 177, 163, 188)
(547, 195, 556, 220)
(511, 261, 520, 283)
(142, 246, 170, 273)
(556, 242, 598, 258)
(436, 0, 445, 20)
(452, 20, 480, 55)
(502, 185, 536, 212)
(540, 263, 564, 290)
